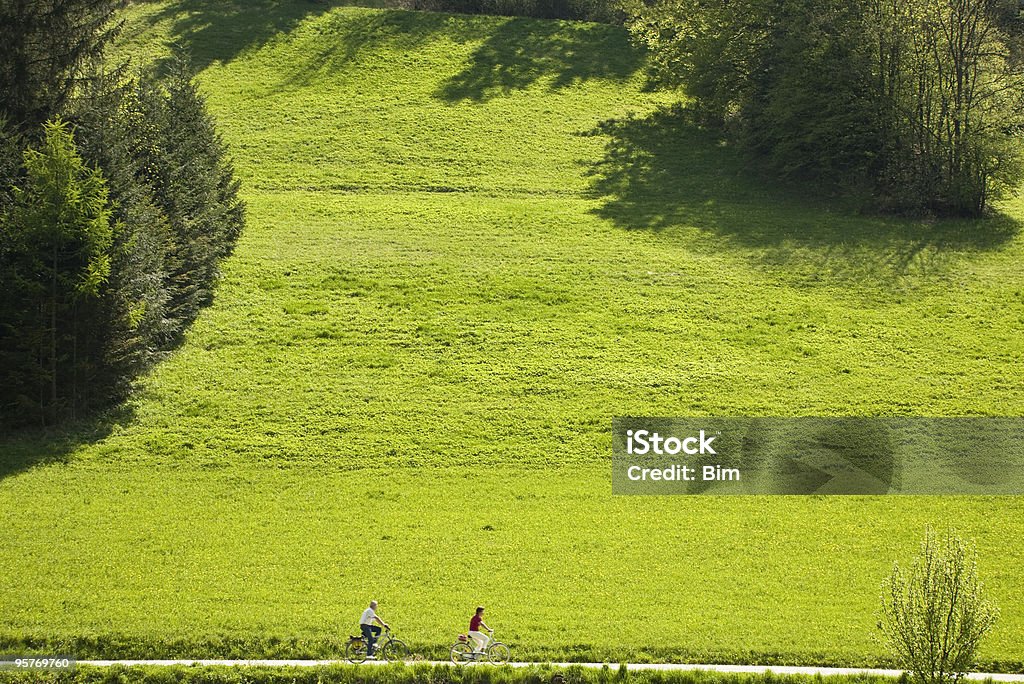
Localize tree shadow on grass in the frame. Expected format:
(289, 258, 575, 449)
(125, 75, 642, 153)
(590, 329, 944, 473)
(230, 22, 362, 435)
(132, 0, 336, 74)
(0, 404, 135, 481)
(585, 105, 1020, 283)
(271, 9, 490, 89)
(134, 0, 643, 100)
(435, 17, 643, 102)
(270, 9, 642, 99)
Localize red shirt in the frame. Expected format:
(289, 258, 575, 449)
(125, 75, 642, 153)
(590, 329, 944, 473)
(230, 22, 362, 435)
(470, 614, 483, 631)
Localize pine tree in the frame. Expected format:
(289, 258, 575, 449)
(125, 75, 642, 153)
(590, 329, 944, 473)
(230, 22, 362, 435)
(135, 58, 245, 339)
(72, 73, 173, 402)
(0, 22, 246, 429)
(0, 0, 127, 132)
(0, 120, 114, 426)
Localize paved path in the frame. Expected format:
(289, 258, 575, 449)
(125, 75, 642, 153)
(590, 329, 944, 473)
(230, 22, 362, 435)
(76, 660, 1024, 680)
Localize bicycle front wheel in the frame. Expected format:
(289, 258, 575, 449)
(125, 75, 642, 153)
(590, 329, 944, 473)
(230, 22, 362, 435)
(450, 641, 473, 664)
(487, 642, 510, 664)
(382, 638, 410, 662)
(345, 639, 368, 664)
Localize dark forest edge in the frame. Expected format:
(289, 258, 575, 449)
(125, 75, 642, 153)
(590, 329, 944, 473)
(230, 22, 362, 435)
(333, 0, 624, 24)
(0, 1, 245, 431)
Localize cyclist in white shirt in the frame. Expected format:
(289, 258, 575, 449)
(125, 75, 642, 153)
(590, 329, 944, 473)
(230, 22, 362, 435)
(359, 600, 389, 658)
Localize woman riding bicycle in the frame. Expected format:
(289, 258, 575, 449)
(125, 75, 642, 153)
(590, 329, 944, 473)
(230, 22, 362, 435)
(469, 606, 492, 653)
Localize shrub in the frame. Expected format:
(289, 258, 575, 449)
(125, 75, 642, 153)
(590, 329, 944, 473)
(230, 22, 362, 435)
(877, 526, 999, 684)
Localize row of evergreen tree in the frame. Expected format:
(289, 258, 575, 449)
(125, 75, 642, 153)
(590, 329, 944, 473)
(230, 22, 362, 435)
(0, 0, 245, 429)
(625, 0, 1024, 215)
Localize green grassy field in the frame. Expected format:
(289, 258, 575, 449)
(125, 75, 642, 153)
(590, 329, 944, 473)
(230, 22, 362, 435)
(1, 0, 1024, 668)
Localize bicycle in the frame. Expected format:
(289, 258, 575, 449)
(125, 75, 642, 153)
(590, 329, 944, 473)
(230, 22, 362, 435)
(449, 629, 510, 664)
(346, 627, 410, 664)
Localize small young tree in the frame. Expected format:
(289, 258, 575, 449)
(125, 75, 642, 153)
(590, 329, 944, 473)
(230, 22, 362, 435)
(878, 526, 999, 684)
(0, 119, 113, 425)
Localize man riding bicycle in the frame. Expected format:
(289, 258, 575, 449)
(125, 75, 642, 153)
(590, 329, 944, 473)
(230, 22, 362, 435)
(468, 606, 492, 653)
(359, 600, 390, 658)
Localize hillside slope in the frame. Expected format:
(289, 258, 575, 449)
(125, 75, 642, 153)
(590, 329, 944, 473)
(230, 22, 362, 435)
(1, 0, 1022, 667)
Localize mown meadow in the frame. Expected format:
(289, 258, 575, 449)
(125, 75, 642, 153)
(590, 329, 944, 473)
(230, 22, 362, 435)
(1, 0, 1023, 669)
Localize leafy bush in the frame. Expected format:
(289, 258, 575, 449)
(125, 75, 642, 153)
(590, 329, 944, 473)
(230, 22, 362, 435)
(877, 527, 999, 684)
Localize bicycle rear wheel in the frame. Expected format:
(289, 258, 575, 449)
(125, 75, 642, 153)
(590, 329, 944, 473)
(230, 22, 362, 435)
(346, 639, 368, 664)
(487, 642, 510, 664)
(450, 641, 473, 664)
(382, 638, 410, 662)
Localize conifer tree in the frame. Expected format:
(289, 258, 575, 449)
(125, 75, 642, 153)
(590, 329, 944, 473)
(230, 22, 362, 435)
(0, 120, 114, 425)
(0, 0, 127, 131)
(72, 75, 174, 399)
(135, 59, 245, 338)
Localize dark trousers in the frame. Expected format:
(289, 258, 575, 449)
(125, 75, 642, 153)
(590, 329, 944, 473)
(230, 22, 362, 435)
(361, 624, 382, 655)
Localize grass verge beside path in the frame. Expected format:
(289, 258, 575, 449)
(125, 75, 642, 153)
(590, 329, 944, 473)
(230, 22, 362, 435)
(0, 664, 916, 684)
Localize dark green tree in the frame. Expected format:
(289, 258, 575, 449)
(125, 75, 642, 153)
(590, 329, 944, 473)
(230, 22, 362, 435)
(134, 59, 245, 339)
(743, 0, 882, 183)
(0, 0, 126, 132)
(0, 115, 21, 200)
(71, 74, 174, 398)
(0, 18, 246, 429)
(0, 120, 114, 426)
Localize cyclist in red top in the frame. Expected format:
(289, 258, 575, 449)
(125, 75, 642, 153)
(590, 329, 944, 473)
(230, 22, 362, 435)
(468, 606, 492, 653)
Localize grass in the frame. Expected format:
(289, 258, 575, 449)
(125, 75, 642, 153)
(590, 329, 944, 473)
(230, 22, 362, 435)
(0, 664, 909, 684)
(2, 0, 1024, 669)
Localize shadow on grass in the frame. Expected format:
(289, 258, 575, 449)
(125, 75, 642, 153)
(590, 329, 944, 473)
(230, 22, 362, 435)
(139, 0, 643, 99)
(135, 0, 336, 73)
(0, 404, 134, 481)
(271, 9, 489, 89)
(435, 17, 643, 102)
(271, 8, 642, 100)
(585, 105, 1020, 282)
